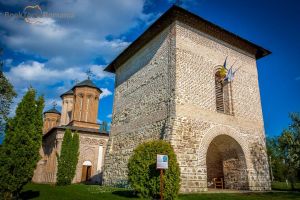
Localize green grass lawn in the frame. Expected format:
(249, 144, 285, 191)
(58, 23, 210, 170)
(21, 183, 300, 200)
(272, 181, 300, 191)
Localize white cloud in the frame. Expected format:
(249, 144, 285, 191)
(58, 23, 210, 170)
(0, 0, 38, 5)
(4, 59, 13, 66)
(4, 61, 113, 116)
(5, 61, 86, 85)
(107, 114, 112, 118)
(90, 65, 114, 79)
(1, 0, 159, 117)
(45, 97, 62, 109)
(0, 0, 154, 68)
(100, 88, 112, 99)
(9, 96, 21, 117)
(5, 61, 113, 87)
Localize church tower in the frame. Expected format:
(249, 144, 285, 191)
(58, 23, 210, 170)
(43, 107, 61, 134)
(103, 5, 271, 192)
(34, 79, 109, 184)
(60, 89, 74, 126)
(69, 79, 102, 129)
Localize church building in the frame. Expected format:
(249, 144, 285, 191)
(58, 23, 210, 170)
(33, 79, 109, 184)
(103, 5, 271, 192)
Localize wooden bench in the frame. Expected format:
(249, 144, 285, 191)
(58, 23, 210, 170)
(213, 178, 224, 189)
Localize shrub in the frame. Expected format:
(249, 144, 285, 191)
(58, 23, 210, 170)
(56, 129, 79, 185)
(128, 140, 180, 200)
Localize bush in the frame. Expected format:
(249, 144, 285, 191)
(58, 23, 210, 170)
(128, 140, 180, 200)
(56, 129, 79, 185)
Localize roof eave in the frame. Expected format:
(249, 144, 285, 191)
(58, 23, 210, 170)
(44, 112, 61, 115)
(60, 93, 73, 99)
(43, 126, 109, 138)
(104, 5, 271, 73)
(73, 85, 103, 93)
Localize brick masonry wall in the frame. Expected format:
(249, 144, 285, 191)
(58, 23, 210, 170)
(60, 95, 73, 126)
(72, 87, 100, 124)
(103, 21, 270, 192)
(103, 24, 177, 186)
(32, 130, 108, 184)
(43, 113, 60, 134)
(171, 22, 270, 192)
(74, 134, 108, 183)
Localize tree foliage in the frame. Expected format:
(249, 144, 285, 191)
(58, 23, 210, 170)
(0, 48, 17, 135)
(128, 140, 180, 200)
(267, 113, 300, 189)
(56, 129, 80, 186)
(267, 137, 286, 181)
(0, 88, 44, 199)
(100, 121, 108, 132)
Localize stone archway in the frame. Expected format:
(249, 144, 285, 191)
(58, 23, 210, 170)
(206, 134, 248, 190)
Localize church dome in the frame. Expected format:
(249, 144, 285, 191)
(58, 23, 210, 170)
(60, 89, 74, 98)
(72, 79, 102, 93)
(44, 108, 61, 115)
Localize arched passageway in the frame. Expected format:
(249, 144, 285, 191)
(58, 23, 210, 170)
(206, 135, 248, 190)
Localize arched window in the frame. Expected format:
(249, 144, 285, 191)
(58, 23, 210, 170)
(85, 95, 92, 122)
(78, 93, 84, 120)
(215, 69, 233, 115)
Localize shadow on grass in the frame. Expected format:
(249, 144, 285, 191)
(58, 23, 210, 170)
(20, 190, 40, 200)
(272, 188, 300, 192)
(112, 190, 138, 198)
(236, 192, 300, 200)
(259, 192, 300, 199)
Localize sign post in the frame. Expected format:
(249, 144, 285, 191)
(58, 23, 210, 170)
(157, 154, 168, 200)
(160, 169, 163, 200)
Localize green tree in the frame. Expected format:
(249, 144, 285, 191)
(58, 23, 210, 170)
(70, 133, 79, 182)
(290, 113, 300, 182)
(277, 113, 300, 190)
(0, 88, 44, 199)
(266, 137, 285, 181)
(0, 48, 17, 135)
(128, 140, 180, 200)
(56, 129, 79, 185)
(100, 121, 108, 132)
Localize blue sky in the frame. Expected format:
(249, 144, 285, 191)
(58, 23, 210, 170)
(0, 0, 299, 140)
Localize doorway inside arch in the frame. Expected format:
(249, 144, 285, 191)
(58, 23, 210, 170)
(81, 161, 92, 182)
(206, 135, 248, 190)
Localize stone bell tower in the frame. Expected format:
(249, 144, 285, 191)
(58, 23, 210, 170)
(103, 5, 271, 192)
(68, 79, 102, 129)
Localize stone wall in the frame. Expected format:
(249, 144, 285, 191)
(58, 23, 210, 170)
(74, 134, 108, 183)
(223, 158, 247, 190)
(171, 22, 270, 192)
(32, 129, 108, 184)
(60, 94, 73, 126)
(72, 87, 100, 124)
(43, 113, 60, 134)
(103, 24, 177, 186)
(32, 131, 58, 183)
